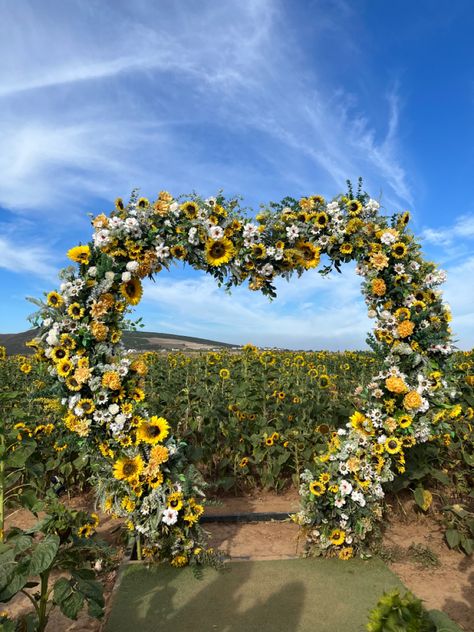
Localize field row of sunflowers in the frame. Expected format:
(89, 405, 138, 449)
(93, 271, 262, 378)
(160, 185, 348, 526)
(2, 344, 473, 499)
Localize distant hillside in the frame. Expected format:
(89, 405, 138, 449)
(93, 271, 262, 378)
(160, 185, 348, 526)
(0, 329, 238, 356)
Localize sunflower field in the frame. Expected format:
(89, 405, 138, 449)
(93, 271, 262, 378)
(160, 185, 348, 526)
(2, 344, 473, 506)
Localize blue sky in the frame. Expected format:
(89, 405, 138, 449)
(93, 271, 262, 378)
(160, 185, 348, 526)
(1, 0, 473, 349)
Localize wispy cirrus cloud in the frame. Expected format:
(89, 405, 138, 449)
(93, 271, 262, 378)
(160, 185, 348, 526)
(0, 235, 58, 280)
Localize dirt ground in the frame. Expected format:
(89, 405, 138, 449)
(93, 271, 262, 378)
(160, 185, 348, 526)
(3, 489, 473, 631)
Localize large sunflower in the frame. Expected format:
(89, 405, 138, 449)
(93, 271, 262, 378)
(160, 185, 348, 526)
(113, 455, 144, 483)
(205, 238, 235, 266)
(120, 278, 143, 305)
(136, 416, 170, 445)
(296, 242, 321, 269)
(67, 245, 90, 265)
(47, 291, 64, 308)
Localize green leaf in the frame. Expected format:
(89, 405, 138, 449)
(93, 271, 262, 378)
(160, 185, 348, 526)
(87, 598, 104, 619)
(445, 529, 461, 549)
(428, 609, 463, 631)
(6, 442, 37, 468)
(0, 569, 30, 601)
(414, 487, 432, 512)
(60, 590, 85, 620)
(460, 537, 473, 555)
(76, 578, 104, 606)
(53, 577, 73, 604)
(28, 534, 60, 575)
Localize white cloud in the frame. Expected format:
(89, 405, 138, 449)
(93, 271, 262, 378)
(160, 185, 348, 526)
(141, 264, 371, 350)
(0, 236, 58, 280)
(0, 0, 411, 217)
(422, 213, 474, 247)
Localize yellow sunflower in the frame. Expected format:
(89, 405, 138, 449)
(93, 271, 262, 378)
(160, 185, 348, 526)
(47, 291, 64, 308)
(180, 200, 199, 219)
(297, 241, 321, 269)
(51, 346, 69, 362)
(67, 245, 91, 265)
(347, 199, 362, 215)
(167, 492, 183, 511)
(329, 529, 346, 545)
(113, 455, 144, 483)
(309, 481, 326, 496)
(219, 368, 230, 380)
(56, 358, 74, 377)
(205, 238, 235, 266)
(392, 242, 407, 258)
(136, 416, 170, 445)
(340, 242, 353, 255)
(120, 278, 143, 305)
(398, 414, 413, 428)
(384, 437, 402, 454)
(67, 303, 85, 320)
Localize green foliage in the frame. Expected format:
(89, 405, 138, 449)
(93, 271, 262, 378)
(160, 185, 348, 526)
(0, 494, 110, 632)
(367, 590, 435, 632)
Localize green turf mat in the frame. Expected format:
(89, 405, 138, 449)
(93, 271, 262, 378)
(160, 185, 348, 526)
(106, 557, 408, 632)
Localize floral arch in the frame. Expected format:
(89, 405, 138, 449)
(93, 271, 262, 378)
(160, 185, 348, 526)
(32, 186, 455, 565)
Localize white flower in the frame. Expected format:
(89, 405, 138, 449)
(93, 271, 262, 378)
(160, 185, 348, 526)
(162, 508, 178, 525)
(260, 264, 274, 277)
(243, 223, 259, 241)
(93, 229, 111, 246)
(380, 231, 397, 245)
(209, 225, 224, 239)
(335, 498, 346, 508)
(286, 225, 300, 242)
(121, 271, 132, 282)
(88, 267, 97, 277)
(339, 480, 353, 496)
(108, 403, 120, 415)
(105, 271, 115, 282)
(126, 261, 139, 272)
(155, 244, 170, 260)
(169, 202, 180, 215)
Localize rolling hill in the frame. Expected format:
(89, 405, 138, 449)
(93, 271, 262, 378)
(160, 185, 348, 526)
(0, 329, 238, 356)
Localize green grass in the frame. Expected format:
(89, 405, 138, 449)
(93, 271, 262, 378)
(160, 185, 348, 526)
(105, 557, 406, 632)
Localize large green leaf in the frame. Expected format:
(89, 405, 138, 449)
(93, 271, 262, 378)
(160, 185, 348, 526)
(53, 577, 73, 604)
(28, 534, 60, 575)
(59, 590, 85, 620)
(445, 529, 461, 549)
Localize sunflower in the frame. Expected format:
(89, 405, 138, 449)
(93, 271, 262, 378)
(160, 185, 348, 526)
(148, 471, 164, 488)
(296, 241, 321, 269)
(398, 414, 413, 429)
(67, 303, 84, 320)
(180, 200, 199, 219)
(384, 436, 402, 454)
(171, 244, 187, 259)
(20, 363, 32, 374)
(113, 455, 144, 482)
(67, 245, 91, 265)
(329, 529, 346, 545)
(338, 546, 354, 560)
(319, 472, 331, 484)
(309, 481, 326, 496)
(115, 198, 125, 210)
(56, 358, 74, 377)
(205, 238, 235, 266)
(136, 416, 170, 444)
(239, 457, 249, 468)
(47, 291, 64, 308)
(340, 242, 353, 255)
(392, 242, 407, 258)
(120, 278, 143, 305)
(219, 368, 230, 380)
(319, 374, 330, 388)
(138, 197, 149, 208)
(347, 199, 362, 215)
(167, 492, 183, 511)
(265, 436, 274, 447)
(65, 376, 82, 391)
(76, 398, 95, 414)
(314, 212, 328, 228)
(51, 347, 69, 362)
(77, 524, 94, 538)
